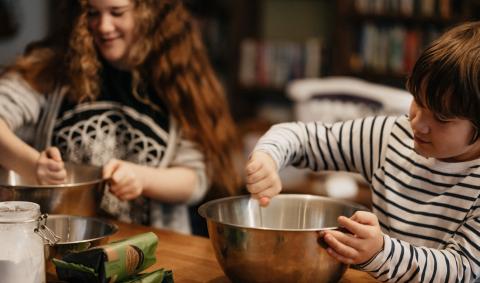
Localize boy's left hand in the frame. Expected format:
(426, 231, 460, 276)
(320, 211, 384, 265)
(103, 159, 143, 201)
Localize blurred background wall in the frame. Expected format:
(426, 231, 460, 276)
(2, 0, 480, 206)
(0, 0, 50, 65)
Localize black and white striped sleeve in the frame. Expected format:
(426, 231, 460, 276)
(357, 206, 480, 282)
(254, 116, 397, 181)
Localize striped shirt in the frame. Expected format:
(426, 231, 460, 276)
(254, 115, 480, 282)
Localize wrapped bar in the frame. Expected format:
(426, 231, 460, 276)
(53, 232, 168, 283)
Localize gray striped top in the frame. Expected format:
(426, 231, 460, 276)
(0, 72, 208, 234)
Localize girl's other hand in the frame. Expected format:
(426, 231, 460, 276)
(36, 147, 67, 185)
(245, 151, 282, 207)
(103, 159, 143, 201)
(319, 211, 384, 265)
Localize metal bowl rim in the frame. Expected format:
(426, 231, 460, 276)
(198, 194, 368, 232)
(46, 214, 118, 245)
(0, 163, 108, 189)
(0, 178, 109, 189)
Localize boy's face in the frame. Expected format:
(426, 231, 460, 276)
(409, 99, 480, 162)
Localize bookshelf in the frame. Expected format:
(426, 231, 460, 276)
(332, 0, 479, 88)
(233, 0, 334, 122)
(189, 0, 480, 121)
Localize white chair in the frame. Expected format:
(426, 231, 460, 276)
(282, 76, 412, 199)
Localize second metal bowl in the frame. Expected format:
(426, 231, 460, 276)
(0, 163, 106, 216)
(199, 194, 366, 283)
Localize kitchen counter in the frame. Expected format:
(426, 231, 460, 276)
(112, 221, 379, 283)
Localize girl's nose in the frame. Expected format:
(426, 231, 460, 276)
(97, 15, 114, 33)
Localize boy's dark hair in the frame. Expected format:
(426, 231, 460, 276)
(406, 21, 480, 142)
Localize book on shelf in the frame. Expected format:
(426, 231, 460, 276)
(354, 0, 455, 18)
(356, 23, 441, 75)
(238, 38, 323, 89)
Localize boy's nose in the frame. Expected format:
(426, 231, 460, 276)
(410, 115, 430, 134)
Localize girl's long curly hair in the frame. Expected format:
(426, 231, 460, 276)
(5, 0, 241, 196)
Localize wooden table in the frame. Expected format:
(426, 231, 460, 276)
(112, 221, 379, 283)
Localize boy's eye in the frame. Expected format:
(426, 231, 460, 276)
(434, 115, 452, 123)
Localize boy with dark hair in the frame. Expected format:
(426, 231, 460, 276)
(246, 21, 480, 282)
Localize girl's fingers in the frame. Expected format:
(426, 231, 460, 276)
(103, 159, 120, 179)
(45, 147, 63, 162)
(46, 159, 65, 172)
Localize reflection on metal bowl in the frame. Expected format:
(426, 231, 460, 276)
(44, 214, 118, 259)
(0, 163, 106, 216)
(44, 214, 118, 276)
(198, 194, 366, 283)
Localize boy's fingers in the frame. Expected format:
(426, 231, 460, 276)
(250, 194, 271, 207)
(259, 197, 270, 207)
(323, 233, 358, 260)
(326, 247, 354, 265)
(256, 185, 281, 199)
(350, 211, 378, 226)
(246, 160, 262, 175)
(338, 216, 370, 239)
(246, 170, 270, 185)
(326, 230, 361, 250)
(246, 177, 272, 194)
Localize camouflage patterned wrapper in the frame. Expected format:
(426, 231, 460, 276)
(53, 232, 160, 283)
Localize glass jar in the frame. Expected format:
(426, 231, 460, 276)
(0, 201, 46, 283)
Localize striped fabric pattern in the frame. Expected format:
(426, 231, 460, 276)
(254, 115, 480, 282)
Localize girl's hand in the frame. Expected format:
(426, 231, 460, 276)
(36, 147, 67, 185)
(103, 159, 143, 201)
(245, 151, 282, 206)
(320, 211, 384, 265)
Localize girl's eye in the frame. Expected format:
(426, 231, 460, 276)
(111, 11, 125, 17)
(87, 10, 99, 17)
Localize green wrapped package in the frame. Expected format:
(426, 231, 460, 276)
(53, 232, 160, 283)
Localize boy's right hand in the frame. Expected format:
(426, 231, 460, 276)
(245, 151, 282, 207)
(36, 147, 67, 185)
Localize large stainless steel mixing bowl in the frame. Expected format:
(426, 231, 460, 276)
(198, 194, 366, 283)
(0, 163, 106, 216)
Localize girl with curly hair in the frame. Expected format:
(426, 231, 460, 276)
(0, 0, 240, 233)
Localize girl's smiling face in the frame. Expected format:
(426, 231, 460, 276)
(87, 0, 136, 70)
(409, 99, 480, 162)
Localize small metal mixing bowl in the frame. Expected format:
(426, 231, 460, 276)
(0, 163, 106, 216)
(44, 214, 118, 260)
(198, 194, 366, 283)
(43, 214, 118, 277)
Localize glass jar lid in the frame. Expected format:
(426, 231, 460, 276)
(0, 201, 40, 223)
